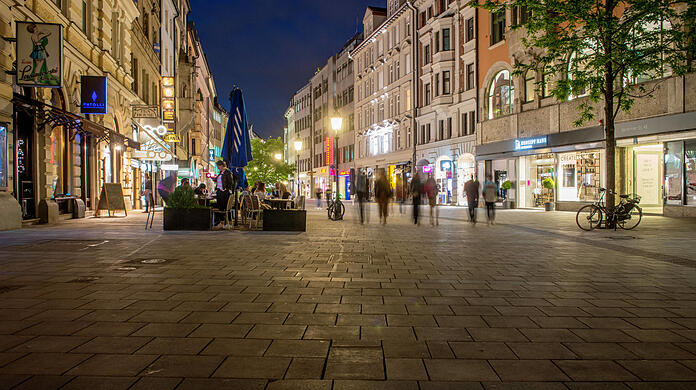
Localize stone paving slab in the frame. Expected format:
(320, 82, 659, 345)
(0, 207, 696, 388)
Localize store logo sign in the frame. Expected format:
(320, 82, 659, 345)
(80, 75, 107, 114)
(514, 136, 548, 151)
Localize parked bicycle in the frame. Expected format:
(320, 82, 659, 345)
(576, 188, 642, 231)
(327, 193, 345, 221)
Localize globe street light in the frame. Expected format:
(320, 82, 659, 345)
(274, 153, 282, 160)
(293, 141, 302, 198)
(330, 117, 342, 201)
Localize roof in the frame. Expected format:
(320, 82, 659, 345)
(367, 6, 387, 14)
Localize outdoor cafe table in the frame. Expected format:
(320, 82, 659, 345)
(265, 198, 294, 209)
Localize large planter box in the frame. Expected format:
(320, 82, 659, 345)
(164, 208, 212, 231)
(263, 209, 306, 231)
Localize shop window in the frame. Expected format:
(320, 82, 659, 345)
(686, 140, 696, 205)
(558, 151, 603, 202)
(524, 70, 535, 102)
(487, 70, 514, 119)
(665, 141, 683, 205)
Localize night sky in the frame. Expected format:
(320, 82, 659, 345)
(190, 0, 383, 138)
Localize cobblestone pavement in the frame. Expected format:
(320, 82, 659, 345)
(1, 205, 696, 389)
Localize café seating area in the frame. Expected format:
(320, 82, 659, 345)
(210, 194, 306, 231)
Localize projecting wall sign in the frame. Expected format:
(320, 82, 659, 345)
(80, 75, 107, 114)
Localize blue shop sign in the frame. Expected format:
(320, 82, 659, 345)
(514, 136, 548, 151)
(80, 75, 107, 114)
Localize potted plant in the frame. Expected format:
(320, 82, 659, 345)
(542, 177, 555, 211)
(501, 180, 514, 209)
(163, 185, 212, 230)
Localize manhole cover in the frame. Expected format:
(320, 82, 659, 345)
(67, 276, 100, 283)
(114, 266, 137, 271)
(140, 258, 167, 264)
(0, 286, 24, 294)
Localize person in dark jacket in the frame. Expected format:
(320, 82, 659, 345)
(215, 160, 236, 213)
(410, 172, 423, 225)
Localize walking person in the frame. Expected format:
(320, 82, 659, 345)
(157, 171, 177, 205)
(424, 174, 439, 226)
(315, 187, 322, 208)
(410, 172, 423, 225)
(464, 176, 480, 224)
(142, 173, 152, 213)
(482, 175, 498, 224)
(374, 169, 392, 225)
(356, 171, 368, 224)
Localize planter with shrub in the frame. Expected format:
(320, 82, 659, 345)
(501, 180, 515, 209)
(542, 178, 555, 211)
(163, 185, 212, 231)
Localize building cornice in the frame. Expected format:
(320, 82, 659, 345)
(350, 2, 411, 57)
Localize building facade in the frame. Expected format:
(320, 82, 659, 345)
(352, 3, 417, 201)
(414, 0, 477, 205)
(476, 5, 696, 216)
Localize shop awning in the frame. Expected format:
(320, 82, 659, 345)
(13, 93, 109, 141)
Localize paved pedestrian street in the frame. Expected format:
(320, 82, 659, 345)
(1, 206, 696, 390)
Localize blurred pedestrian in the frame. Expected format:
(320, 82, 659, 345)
(356, 170, 368, 224)
(374, 169, 392, 225)
(315, 187, 322, 208)
(483, 175, 498, 224)
(214, 160, 236, 229)
(464, 176, 480, 224)
(142, 173, 152, 213)
(410, 171, 423, 225)
(157, 171, 177, 204)
(424, 174, 439, 226)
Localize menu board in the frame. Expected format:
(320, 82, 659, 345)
(635, 153, 660, 205)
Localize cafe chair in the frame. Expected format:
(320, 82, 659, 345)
(212, 194, 235, 230)
(248, 195, 263, 230)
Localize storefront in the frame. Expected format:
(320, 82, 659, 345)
(456, 154, 476, 205)
(615, 111, 696, 217)
(477, 127, 606, 210)
(435, 157, 453, 204)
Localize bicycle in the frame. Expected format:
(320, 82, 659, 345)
(576, 188, 642, 231)
(327, 194, 345, 221)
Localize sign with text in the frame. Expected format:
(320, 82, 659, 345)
(325, 137, 334, 165)
(0, 123, 7, 190)
(514, 136, 548, 151)
(132, 150, 173, 161)
(132, 105, 159, 119)
(16, 22, 63, 88)
(163, 134, 181, 143)
(80, 75, 107, 114)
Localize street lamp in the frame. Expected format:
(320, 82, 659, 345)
(330, 117, 342, 201)
(294, 140, 302, 197)
(274, 153, 282, 160)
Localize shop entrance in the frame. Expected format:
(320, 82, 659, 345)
(520, 153, 556, 208)
(15, 109, 36, 219)
(623, 144, 663, 214)
(457, 154, 476, 205)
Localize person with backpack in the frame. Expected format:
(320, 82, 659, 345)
(482, 175, 498, 224)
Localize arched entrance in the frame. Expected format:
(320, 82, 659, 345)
(457, 153, 475, 205)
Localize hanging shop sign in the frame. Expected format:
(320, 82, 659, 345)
(132, 150, 173, 161)
(80, 75, 107, 114)
(161, 76, 175, 124)
(325, 137, 334, 165)
(16, 21, 63, 88)
(514, 136, 548, 151)
(0, 123, 7, 190)
(132, 105, 159, 119)
(163, 134, 181, 143)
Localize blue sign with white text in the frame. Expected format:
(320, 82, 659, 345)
(514, 136, 548, 151)
(80, 75, 107, 114)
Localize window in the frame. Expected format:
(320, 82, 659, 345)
(81, 1, 89, 34)
(542, 67, 556, 98)
(443, 71, 451, 94)
(466, 64, 475, 91)
(442, 28, 451, 51)
(405, 54, 411, 74)
(424, 45, 431, 64)
(439, 120, 444, 140)
(395, 61, 400, 79)
(435, 31, 440, 52)
(447, 117, 452, 139)
(665, 141, 683, 205)
(469, 111, 476, 133)
(425, 83, 431, 105)
(420, 125, 425, 145)
(426, 124, 431, 142)
(435, 74, 440, 97)
(192, 139, 197, 156)
(466, 18, 474, 42)
(491, 11, 505, 46)
(686, 140, 696, 205)
(524, 70, 535, 102)
(488, 70, 514, 119)
(396, 94, 401, 114)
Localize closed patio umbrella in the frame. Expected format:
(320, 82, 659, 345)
(221, 87, 253, 225)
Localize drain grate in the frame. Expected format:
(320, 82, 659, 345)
(67, 276, 100, 283)
(0, 286, 24, 294)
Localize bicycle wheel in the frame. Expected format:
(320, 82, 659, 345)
(336, 202, 345, 220)
(576, 205, 602, 231)
(327, 204, 335, 220)
(618, 206, 642, 230)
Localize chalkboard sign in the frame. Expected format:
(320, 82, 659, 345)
(96, 183, 127, 217)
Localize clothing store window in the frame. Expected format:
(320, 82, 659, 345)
(685, 140, 696, 205)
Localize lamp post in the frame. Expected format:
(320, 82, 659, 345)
(294, 140, 302, 197)
(330, 117, 343, 201)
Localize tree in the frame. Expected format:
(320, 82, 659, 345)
(244, 137, 294, 190)
(478, 0, 694, 217)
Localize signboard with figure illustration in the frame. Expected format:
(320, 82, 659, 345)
(16, 21, 63, 88)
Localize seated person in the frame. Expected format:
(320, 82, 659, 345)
(194, 183, 207, 196)
(253, 182, 267, 200)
